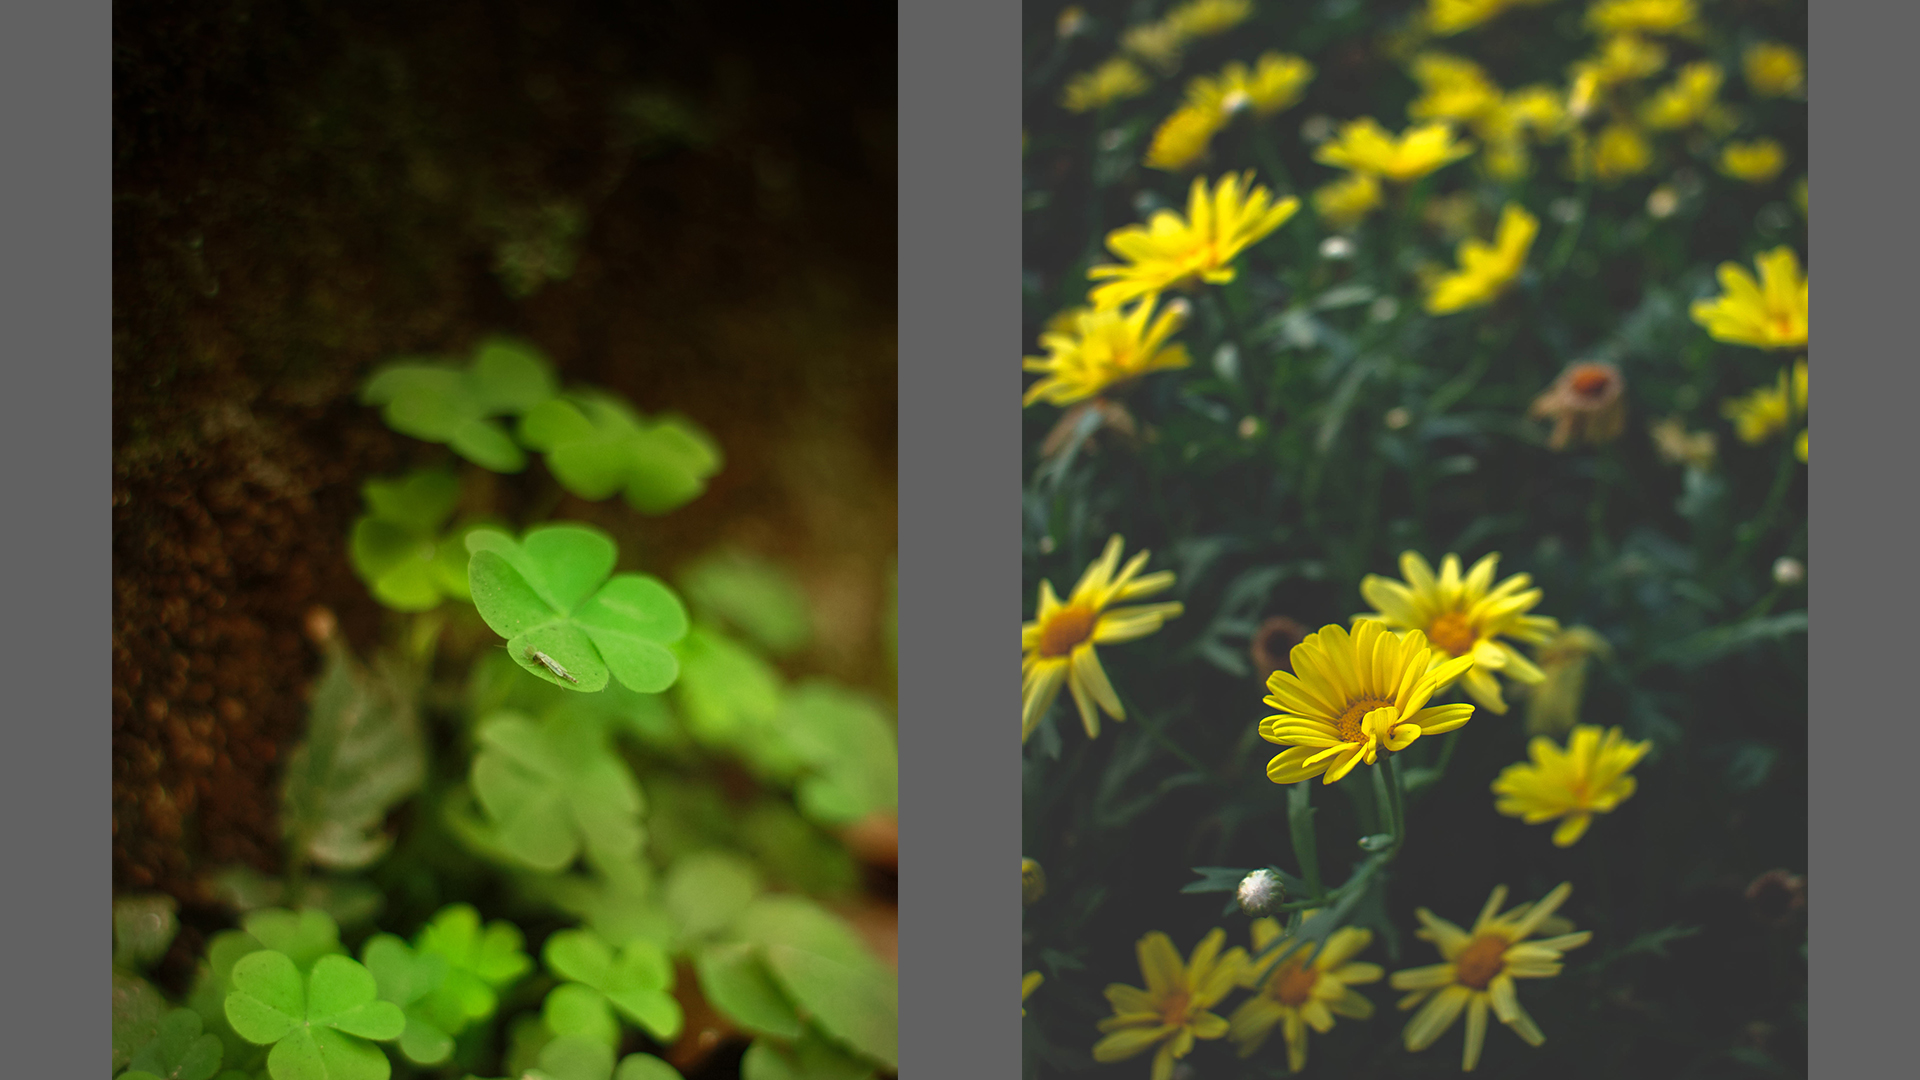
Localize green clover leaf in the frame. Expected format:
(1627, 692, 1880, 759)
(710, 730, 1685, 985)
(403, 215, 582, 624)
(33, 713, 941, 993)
(518, 393, 721, 514)
(466, 524, 688, 694)
(224, 952, 405, 1080)
(348, 470, 481, 611)
(693, 945, 803, 1041)
(778, 684, 898, 828)
(115, 969, 173, 1072)
(124, 1008, 225, 1080)
(676, 550, 811, 656)
(241, 910, 346, 973)
(541, 929, 682, 1045)
(664, 851, 761, 944)
(359, 934, 456, 1066)
(519, 1036, 684, 1080)
(672, 625, 782, 749)
(732, 898, 896, 1070)
(411, 903, 532, 1033)
(739, 1034, 875, 1080)
(360, 337, 557, 471)
(459, 711, 644, 872)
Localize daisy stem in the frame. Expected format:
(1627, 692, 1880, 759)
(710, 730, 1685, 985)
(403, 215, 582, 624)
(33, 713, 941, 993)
(1287, 782, 1325, 902)
(1377, 755, 1409, 858)
(1726, 352, 1804, 574)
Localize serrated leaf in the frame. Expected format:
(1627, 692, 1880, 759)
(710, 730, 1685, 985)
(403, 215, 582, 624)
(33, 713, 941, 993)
(466, 525, 688, 693)
(281, 643, 426, 871)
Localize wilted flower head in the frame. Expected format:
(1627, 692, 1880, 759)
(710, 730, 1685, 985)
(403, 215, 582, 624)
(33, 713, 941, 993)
(1744, 870, 1807, 927)
(1744, 43, 1805, 98)
(1719, 139, 1786, 184)
(1690, 247, 1808, 350)
(1063, 58, 1151, 113)
(1530, 363, 1627, 450)
(1250, 615, 1310, 677)
(1648, 415, 1717, 471)
(1315, 118, 1475, 184)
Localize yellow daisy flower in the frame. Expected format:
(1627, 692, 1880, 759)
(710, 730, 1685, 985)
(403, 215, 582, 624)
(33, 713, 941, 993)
(1585, 0, 1698, 36)
(1162, 0, 1254, 41)
(1744, 42, 1805, 98)
(1023, 535, 1183, 742)
(1063, 58, 1152, 114)
(1094, 928, 1246, 1080)
(1572, 34, 1667, 86)
(1239, 53, 1317, 115)
(1390, 883, 1592, 1071)
(1023, 970, 1044, 1016)
(1427, 0, 1554, 37)
(1314, 118, 1475, 184)
(1357, 551, 1559, 714)
(1586, 121, 1652, 181)
(1311, 172, 1383, 229)
(1229, 918, 1383, 1072)
(1719, 138, 1786, 184)
(1145, 104, 1229, 172)
(1640, 61, 1724, 130)
(1122, 23, 1186, 74)
(1721, 358, 1807, 445)
(1493, 725, 1650, 845)
(1024, 297, 1193, 407)
(1408, 53, 1504, 125)
(1258, 620, 1478, 786)
(1088, 172, 1300, 310)
(1689, 246, 1808, 350)
(1425, 203, 1539, 315)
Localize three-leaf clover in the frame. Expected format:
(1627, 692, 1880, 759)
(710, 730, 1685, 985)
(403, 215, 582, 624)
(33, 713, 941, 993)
(672, 625, 782, 748)
(223, 952, 405, 1080)
(121, 1008, 225, 1080)
(347, 470, 479, 611)
(359, 934, 456, 1065)
(360, 338, 557, 471)
(540, 929, 682, 1047)
(411, 903, 532, 1032)
(466, 525, 689, 693)
(518, 393, 722, 514)
(460, 710, 645, 871)
(777, 684, 898, 828)
(730, 897, 897, 1071)
(522, 1036, 686, 1080)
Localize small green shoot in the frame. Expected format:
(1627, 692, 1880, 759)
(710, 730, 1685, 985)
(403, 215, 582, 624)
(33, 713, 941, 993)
(466, 524, 688, 694)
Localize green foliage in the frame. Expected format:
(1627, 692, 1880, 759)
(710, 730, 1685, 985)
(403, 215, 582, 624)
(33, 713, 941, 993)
(466, 525, 689, 693)
(281, 642, 426, 872)
(360, 933, 457, 1065)
(456, 710, 645, 872)
(518, 393, 722, 514)
(115, 969, 174, 1073)
(348, 470, 482, 611)
(777, 684, 898, 828)
(539, 929, 682, 1045)
(121, 1008, 225, 1080)
(223, 952, 404, 1080)
(740, 1035, 875, 1080)
(115, 895, 180, 972)
(412, 903, 533, 1031)
(361, 338, 557, 472)
(671, 624, 783, 746)
(677, 550, 813, 656)
(729, 897, 898, 1071)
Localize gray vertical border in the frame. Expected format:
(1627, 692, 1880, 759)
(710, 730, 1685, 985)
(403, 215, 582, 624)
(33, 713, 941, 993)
(1813, 0, 1920, 1073)
(2, 0, 107, 1067)
(898, 0, 1021, 1076)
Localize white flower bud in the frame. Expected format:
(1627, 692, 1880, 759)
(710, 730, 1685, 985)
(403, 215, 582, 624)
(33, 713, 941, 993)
(1772, 557, 1805, 586)
(1236, 869, 1284, 916)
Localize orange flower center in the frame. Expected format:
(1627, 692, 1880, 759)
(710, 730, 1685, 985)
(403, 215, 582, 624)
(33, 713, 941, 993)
(1159, 990, 1192, 1026)
(1039, 604, 1098, 657)
(1272, 960, 1321, 1007)
(1426, 610, 1477, 656)
(1335, 697, 1397, 742)
(1570, 368, 1614, 398)
(1454, 934, 1509, 990)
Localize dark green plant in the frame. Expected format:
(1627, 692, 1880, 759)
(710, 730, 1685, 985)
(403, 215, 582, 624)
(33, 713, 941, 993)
(223, 952, 406, 1080)
(348, 470, 484, 612)
(361, 338, 558, 472)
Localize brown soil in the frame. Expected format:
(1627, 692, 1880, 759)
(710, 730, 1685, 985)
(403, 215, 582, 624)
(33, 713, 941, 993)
(114, 0, 896, 902)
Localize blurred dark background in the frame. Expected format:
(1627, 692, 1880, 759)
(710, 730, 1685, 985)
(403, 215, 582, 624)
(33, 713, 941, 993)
(113, 0, 897, 904)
